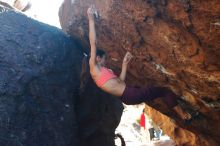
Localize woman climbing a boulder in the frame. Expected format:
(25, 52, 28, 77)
(86, 5, 196, 123)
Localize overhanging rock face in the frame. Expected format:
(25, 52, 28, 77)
(59, 0, 220, 145)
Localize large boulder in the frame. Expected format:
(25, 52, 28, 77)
(0, 5, 123, 146)
(0, 5, 81, 146)
(59, 0, 220, 145)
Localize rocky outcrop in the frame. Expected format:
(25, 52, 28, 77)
(145, 104, 214, 146)
(0, 5, 81, 145)
(0, 0, 31, 11)
(59, 0, 220, 145)
(0, 5, 123, 146)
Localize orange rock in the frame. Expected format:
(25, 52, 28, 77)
(59, 0, 220, 145)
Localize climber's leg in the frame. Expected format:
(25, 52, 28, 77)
(121, 86, 178, 108)
(121, 86, 192, 121)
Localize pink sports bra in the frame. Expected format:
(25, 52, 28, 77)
(95, 67, 117, 87)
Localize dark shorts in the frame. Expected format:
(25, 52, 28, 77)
(121, 86, 178, 108)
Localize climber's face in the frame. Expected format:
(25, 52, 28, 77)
(96, 55, 106, 66)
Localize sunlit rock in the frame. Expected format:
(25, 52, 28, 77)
(59, 0, 220, 145)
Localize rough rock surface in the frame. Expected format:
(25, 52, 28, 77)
(77, 75, 123, 146)
(0, 5, 81, 146)
(0, 5, 123, 146)
(59, 0, 220, 145)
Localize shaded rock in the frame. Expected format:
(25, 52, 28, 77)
(0, 4, 123, 146)
(59, 0, 220, 145)
(145, 105, 216, 146)
(0, 5, 82, 146)
(77, 75, 123, 146)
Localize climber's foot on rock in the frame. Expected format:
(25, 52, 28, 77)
(183, 111, 200, 125)
(174, 105, 200, 125)
(173, 105, 192, 121)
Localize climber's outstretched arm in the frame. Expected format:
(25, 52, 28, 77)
(87, 6, 97, 70)
(119, 52, 133, 81)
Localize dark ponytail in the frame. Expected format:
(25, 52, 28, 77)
(79, 48, 105, 94)
(79, 53, 90, 95)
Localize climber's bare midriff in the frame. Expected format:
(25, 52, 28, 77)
(100, 77, 126, 97)
(90, 66, 126, 97)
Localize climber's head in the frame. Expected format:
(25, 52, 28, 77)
(96, 48, 106, 66)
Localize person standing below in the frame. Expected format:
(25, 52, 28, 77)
(148, 119, 155, 141)
(140, 109, 147, 142)
(140, 109, 146, 129)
